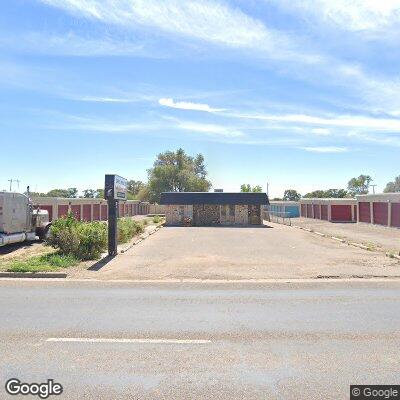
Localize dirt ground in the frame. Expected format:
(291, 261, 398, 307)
(292, 218, 400, 254)
(73, 222, 400, 280)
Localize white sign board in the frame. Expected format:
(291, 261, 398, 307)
(104, 174, 128, 201)
(114, 175, 128, 200)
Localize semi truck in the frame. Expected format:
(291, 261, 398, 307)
(0, 191, 51, 247)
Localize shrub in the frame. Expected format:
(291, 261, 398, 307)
(47, 213, 107, 260)
(152, 215, 161, 223)
(118, 218, 144, 244)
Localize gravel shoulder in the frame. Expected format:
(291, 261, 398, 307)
(292, 218, 400, 254)
(73, 222, 400, 280)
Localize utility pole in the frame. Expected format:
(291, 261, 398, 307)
(370, 184, 377, 194)
(266, 182, 269, 196)
(8, 179, 20, 192)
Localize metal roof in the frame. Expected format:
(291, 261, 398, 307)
(160, 192, 269, 205)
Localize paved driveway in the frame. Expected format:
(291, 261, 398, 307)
(80, 222, 400, 280)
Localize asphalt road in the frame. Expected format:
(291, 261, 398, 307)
(1, 280, 399, 399)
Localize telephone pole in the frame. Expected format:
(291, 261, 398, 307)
(8, 179, 20, 192)
(370, 184, 377, 194)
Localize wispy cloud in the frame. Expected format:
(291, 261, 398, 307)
(311, 128, 331, 136)
(300, 146, 349, 153)
(159, 98, 225, 112)
(38, 0, 322, 64)
(224, 110, 400, 132)
(275, 0, 400, 33)
(173, 119, 244, 137)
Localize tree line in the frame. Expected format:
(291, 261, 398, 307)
(26, 149, 400, 202)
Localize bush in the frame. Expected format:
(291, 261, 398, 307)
(118, 218, 144, 244)
(152, 215, 161, 223)
(47, 213, 107, 260)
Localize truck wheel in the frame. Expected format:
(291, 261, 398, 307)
(38, 225, 51, 241)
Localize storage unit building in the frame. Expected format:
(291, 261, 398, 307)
(160, 192, 269, 226)
(299, 198, 357, 222)
(267, 201, 300, 218)
(356, 193, 400, 228)
(32, 198, 150, 222)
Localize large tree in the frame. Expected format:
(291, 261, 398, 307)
(347, 175, 373, 196)
(283, 189, 301, 201)
(384, 176, 400, 193)
(146, 148, 211, 202)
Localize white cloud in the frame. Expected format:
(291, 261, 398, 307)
(300, 146, 349, 153)
(311, 128, 331, 136)
(38, 0, 322, 64)
(271, 0, 400, 32)
(40, 0, 272, 48)
(175, 120, 244, 137)
(227, 111, 400, 132)
(159, 98, 225, 112)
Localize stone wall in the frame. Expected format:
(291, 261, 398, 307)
(248, 205, 261, 224)
(234, 205, 248, 224)
(193, 204, 220, 225)
(165, 204, 263, 225)
(165, 205, 193, 225)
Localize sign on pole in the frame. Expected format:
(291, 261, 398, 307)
(104, 174, 128, 256)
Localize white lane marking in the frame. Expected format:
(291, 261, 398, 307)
(46, 338, 211, 344)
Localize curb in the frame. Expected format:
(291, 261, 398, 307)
(331, 236, 345, 243)
(120, 225, 163, 254)
(386, 252, 400, 260)
(0, 272, 67, 279)
(349, 242, 370, 251)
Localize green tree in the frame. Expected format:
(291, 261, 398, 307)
(347, 175, 373, 196)
(127, 180, 145, 197)
(82, 189, 97, 198)
(240, 184, 263, 192)
(146, 148, 211, 202)
(384, 176, 400, 193)
(304, 190, 326, 198)
(46, 188, 78, 198)
(324, 189, 348, 198)
(283, 189, 301, 201)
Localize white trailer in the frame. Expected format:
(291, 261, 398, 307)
(0, 192, 51, 247)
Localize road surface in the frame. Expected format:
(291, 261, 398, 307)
(1, 280, 399, 399)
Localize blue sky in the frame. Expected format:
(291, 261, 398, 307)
(1, 0, 400, 197)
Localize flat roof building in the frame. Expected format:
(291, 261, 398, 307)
(160, 192, 269, 226)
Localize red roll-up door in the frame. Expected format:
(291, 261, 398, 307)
(313, 204, 321, 219)
(58, 205, 69, 218)
(359, 202, 371, 223)
(101, 205, 108, 221)
(373, 202, 388, 226)
(301, 204, 306, 217)
(331, 205, 352, 222)
(306, 204, 312, 218)
(321, 205, 328, 220)
(71, 205, 81, 220)
(391, 203, 400, 227)
(38, 205, 53, 221)
(93, 204, 100, 220)
(82, 204, 91, 221)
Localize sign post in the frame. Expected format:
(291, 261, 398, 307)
(104, 174, 128, 256)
